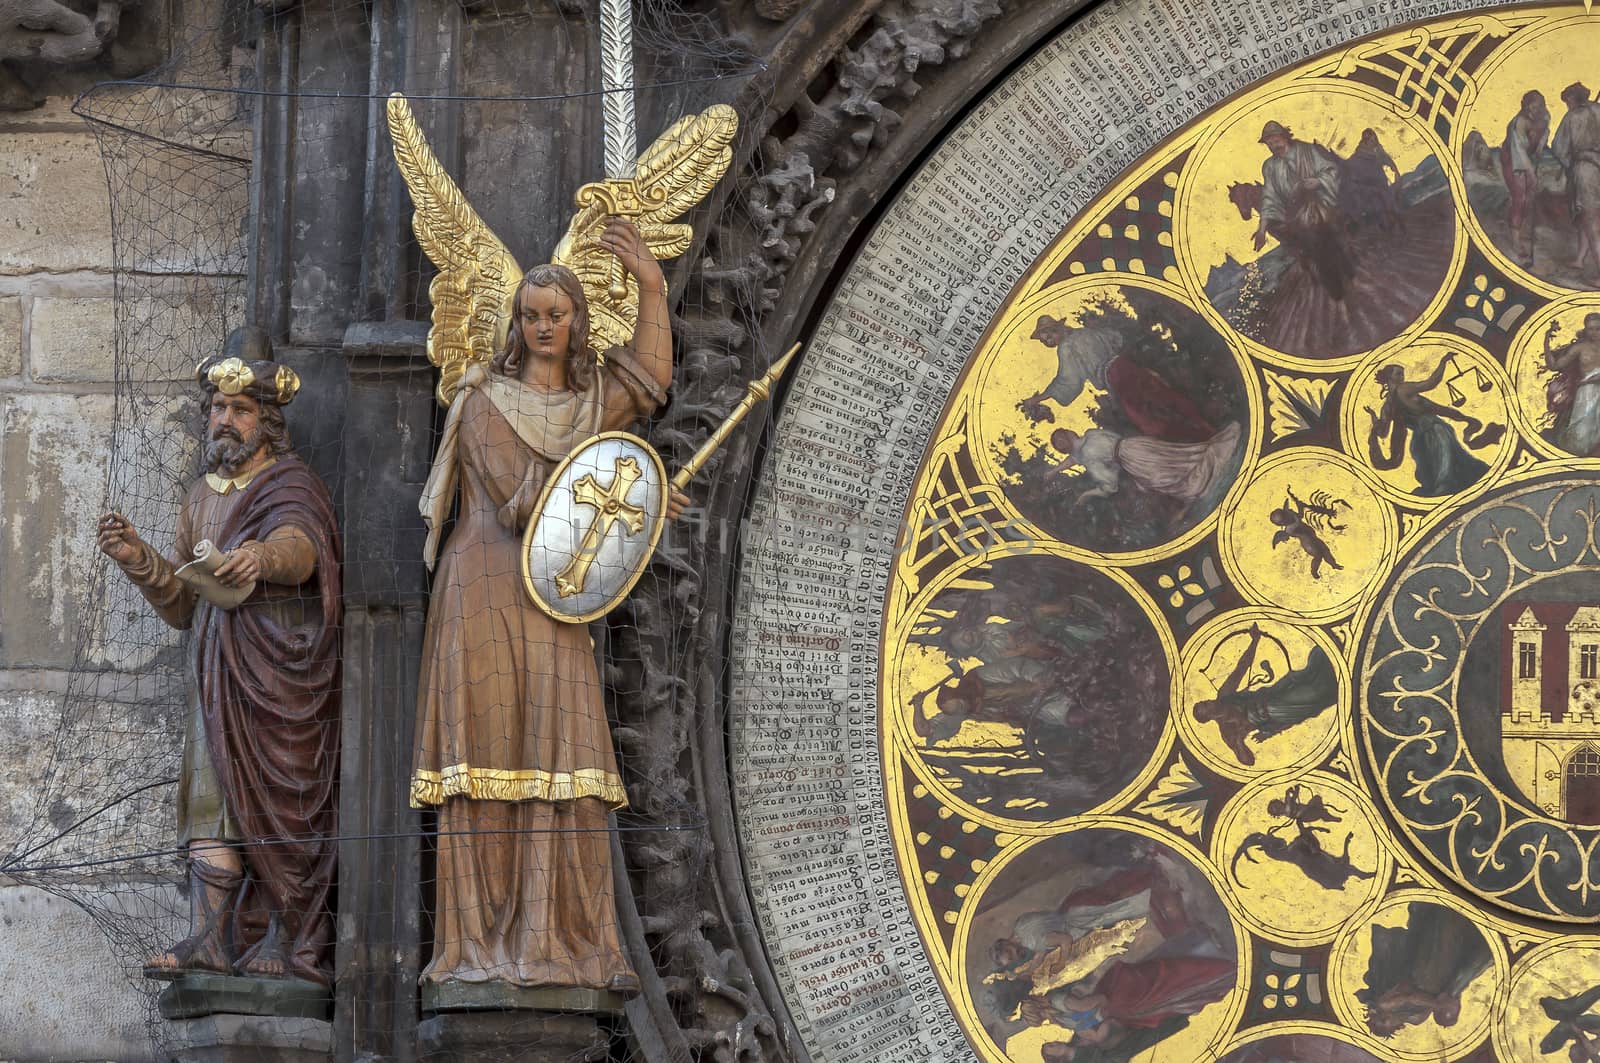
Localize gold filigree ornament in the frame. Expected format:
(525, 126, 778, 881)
(385, 93, 737, 406)
(202, 357, 255, 396)
(273, 365, 300, 405)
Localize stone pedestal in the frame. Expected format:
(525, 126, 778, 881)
(158, 974, 333, 1022)
(421, 982, 626, 1014)
(163, 1013, 332, 1063)
(415, 1011, 607, 1063)
(415, 985, 622, 1063)
(158, 975, 334, 1062)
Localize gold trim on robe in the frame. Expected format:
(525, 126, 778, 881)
(409, 763, 628, 809)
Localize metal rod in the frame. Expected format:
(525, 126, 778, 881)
(671, 343, 803, 492)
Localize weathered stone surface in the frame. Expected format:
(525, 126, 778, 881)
(0, 386, 189, 668)
(0, 0, 118, 64)
(422, 982, 625, 1014)
(0, 390, 193, 669)
(0, 687, 180, 870)
(7, 0, 221, 114)
(0, 689, 62, 846)
(158, 974, 332, 1022)
(31, 284, 246, 383)
(163, 1013, 333, 1063)
(416, 1010, 607, 1063)
(334, 338, 429, 1062)
(0, 133, 114, 274)
(0, 882, 178, 1062)
(129, 282, 250, 382)
(114, 156, 250, 277)
(0, 689, 68, 845)
(0, 392, 116, 668)
(87, 390, 197, 673)
(0, 0, 165, 112)
(0, 293, 19, 376)
(0, 93, 82, 127)
(29, 295, 116, 382)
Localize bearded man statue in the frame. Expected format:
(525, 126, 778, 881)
(97, 326, 342, 986)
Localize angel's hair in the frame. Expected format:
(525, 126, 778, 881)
(493, 263, 596, 392)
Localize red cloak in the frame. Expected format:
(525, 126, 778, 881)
(197, 456, 341, 985)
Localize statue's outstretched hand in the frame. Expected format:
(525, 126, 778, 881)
(599, 217, 665, 292)
(665, 488, 691, 522)
(97, 512, 143, 565)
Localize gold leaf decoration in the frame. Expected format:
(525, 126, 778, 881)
(1133, 757, 1207, 837)
(553, 104, 738, 356)
(1263, 368, 1334, 442)
(1326, 619, 1356, 652)
(388, 95, 736, 404)
(385, 93, 523, 406)
(634, 107, 739, 223)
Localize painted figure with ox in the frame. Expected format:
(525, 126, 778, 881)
(1208, 111, 1454, 360)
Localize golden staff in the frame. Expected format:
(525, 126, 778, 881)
(670, 342, 802, 492)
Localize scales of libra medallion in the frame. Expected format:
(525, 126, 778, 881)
(1358, 474, 1600, 922)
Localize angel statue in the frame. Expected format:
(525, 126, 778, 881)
(387, 95, 734, 992)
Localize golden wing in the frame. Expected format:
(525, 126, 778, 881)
(386, 93, 523, 406)
(552, 104, 738, 355)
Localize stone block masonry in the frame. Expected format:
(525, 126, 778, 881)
(0, 82, 242, 1060)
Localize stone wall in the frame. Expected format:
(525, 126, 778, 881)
(0, 93, 166, 1063)
(0, 5, 244, 1054)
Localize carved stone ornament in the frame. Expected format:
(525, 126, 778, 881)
(0, 0, 127, 109)
(0, 0, 122, 63)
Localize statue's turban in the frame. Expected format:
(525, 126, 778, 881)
(195, 327, 300, 406)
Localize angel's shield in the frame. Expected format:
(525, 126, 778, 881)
(521, 431, 668, 623)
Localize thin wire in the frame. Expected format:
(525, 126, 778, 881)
(75, 65, 764, 107)
(69, 64, 765, 159)
(0, 778, 179, 871)
(75, 113, 252, 165)
(7, 822, 712, 876)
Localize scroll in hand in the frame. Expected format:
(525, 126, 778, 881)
(176, 540, 255, 609)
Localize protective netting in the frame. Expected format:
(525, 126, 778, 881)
(1, 0, 773, 1055)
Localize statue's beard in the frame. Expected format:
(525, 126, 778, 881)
(205, 426, 262, 476)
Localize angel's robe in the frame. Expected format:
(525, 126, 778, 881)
(410, 349, 664, 989)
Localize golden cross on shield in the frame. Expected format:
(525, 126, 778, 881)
(556, 456, 647, 598)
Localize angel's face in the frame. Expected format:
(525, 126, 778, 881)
(519, 285, 575, 362)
